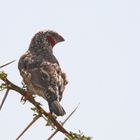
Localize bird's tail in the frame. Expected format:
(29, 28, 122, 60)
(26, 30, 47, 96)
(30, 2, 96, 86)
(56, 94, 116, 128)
(48, 100, 65, 116)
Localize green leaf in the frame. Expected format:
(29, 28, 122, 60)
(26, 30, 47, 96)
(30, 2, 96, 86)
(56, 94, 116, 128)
(65, 131, 92, 140)
(0, 71, 7, 79)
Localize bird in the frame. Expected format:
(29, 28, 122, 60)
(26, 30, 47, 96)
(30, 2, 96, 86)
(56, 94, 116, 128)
(18, 30, 68, 116)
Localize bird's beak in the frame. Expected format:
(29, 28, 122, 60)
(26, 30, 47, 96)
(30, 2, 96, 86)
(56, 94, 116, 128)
(56, 33, 65, 43)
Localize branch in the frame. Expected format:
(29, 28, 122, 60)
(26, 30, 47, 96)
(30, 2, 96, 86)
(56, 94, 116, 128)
(0, 72, 70, 137)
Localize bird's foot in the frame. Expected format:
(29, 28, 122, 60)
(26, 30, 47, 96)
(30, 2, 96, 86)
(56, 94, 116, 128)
(20, 90, 32, 104)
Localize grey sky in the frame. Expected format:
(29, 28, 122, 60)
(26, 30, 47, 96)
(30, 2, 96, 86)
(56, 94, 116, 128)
(0, 0, 140, 140)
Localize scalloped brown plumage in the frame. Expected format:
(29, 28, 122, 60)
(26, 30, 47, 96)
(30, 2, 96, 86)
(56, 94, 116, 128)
(18, 30, 68, 116)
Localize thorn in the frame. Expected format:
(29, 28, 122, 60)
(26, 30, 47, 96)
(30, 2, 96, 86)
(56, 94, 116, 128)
(48, 103, 80, 140)
(61, 103, 80, 125)
(0, 88, 10, 111)
(16, 114, 41, 140)
(0, 60, 16, 69)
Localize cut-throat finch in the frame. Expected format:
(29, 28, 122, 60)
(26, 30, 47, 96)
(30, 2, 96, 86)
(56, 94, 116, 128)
(18, 30, 68, 116)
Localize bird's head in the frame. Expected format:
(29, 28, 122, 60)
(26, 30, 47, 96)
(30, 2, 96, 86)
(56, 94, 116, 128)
(29, 30, 64, 52)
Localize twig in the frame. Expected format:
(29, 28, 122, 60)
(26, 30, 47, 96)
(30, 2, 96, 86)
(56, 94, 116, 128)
(0, 60, 16, 69)
(48, 104, 79, 140)
(0, 88, 10, 110)
(16, 114, 41, 140)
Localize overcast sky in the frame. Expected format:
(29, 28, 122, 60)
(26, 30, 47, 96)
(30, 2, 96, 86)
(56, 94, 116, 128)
(0, 0, 140, 140)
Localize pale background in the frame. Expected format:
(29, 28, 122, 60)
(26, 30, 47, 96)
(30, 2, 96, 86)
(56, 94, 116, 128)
(0, 0, 140, 140)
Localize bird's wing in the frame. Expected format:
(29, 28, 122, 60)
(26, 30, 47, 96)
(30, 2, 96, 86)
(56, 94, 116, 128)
(29, 60, 67, 101)
(18, 52, 68, 101)
(18, 51, 31, 72)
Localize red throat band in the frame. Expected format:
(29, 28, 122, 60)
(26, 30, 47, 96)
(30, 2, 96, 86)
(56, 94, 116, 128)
(47, 36, 56, 47)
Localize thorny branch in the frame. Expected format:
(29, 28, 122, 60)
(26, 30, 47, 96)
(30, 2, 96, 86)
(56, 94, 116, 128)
(0, 61, 92, 140)
(0, 72, 70, 138)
